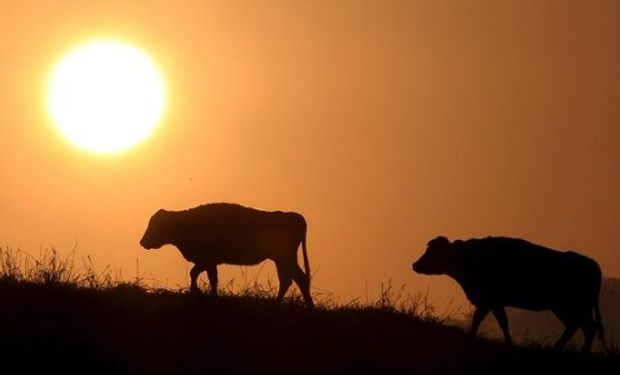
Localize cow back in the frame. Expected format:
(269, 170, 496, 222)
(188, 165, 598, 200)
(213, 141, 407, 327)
(169, 203, 305, 265)
(457, 237, 601, 310)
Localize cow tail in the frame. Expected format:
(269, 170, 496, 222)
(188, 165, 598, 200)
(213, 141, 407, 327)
(301, 228, 311, 288)
(594, 296, 611, 354)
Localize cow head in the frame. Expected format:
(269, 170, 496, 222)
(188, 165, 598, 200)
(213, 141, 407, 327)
(140, 209, 173, 250)
(412, 236, 455, 275)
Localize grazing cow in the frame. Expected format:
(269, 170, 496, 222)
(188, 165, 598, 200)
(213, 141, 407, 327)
(140, 203, 314, 308)
(412, 236, 608, 353)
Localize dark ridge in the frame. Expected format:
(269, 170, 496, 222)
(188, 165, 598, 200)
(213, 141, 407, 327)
(0, 281, 618, 374)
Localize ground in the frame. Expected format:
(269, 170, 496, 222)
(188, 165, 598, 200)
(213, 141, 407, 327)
(0, 279, 618, 374)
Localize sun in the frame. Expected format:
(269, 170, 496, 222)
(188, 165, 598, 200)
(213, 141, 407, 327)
(47, 40, 165, 154)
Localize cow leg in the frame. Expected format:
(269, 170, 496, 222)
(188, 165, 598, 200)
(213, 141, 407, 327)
(189, 265, 203, 294)
(580, 314, 597, 354)
(553, 308, 580, 351)
(291, 263, 314, 308)
(469, 307, 490, 337)
(275, 262, 293, 302)
(206, 264, 218, 296)
(492, 307, 513, 347)
(554, 324, 578, 351)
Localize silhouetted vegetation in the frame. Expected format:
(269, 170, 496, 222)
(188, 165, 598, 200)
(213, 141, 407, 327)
(0, 247, 618, 374)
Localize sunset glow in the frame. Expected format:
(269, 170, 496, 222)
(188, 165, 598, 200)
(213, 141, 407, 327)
(3, 3, 620, 369)
(47, 40, 165, 154)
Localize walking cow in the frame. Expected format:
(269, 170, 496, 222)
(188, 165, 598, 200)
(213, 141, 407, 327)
(140, 203, 314, 308)
(412, 236, 608, 353)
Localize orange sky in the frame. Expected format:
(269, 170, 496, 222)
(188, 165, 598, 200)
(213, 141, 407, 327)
(1, 1, 619, 307)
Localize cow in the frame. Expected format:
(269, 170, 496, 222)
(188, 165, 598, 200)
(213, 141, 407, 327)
(412, 236, 609, 353)
(140, 203, 314, 308)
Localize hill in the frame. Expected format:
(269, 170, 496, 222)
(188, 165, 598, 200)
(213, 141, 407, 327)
(0, 281, 618, 374)
(0, 248, 618, 374)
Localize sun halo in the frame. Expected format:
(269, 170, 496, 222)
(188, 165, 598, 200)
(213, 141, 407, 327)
(47, 40, 166, 154)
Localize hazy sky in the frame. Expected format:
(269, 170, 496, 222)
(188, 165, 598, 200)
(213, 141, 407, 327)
(1, 0, 619, 307)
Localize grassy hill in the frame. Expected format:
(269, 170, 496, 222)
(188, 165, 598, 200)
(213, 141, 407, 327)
(0, 248, 619, 374)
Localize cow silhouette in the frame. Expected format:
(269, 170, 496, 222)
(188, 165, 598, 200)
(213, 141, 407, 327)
(412, 236, 609, 353)
(140, 203, 314, 308)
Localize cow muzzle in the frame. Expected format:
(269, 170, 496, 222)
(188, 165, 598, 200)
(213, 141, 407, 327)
(412, 262, 419, 272)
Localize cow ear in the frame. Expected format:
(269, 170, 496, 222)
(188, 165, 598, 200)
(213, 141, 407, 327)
(429, 236, 450, 248)
(436, 236, 450, 244)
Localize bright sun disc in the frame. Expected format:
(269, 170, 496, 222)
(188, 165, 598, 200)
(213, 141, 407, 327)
(48, 40, 165, 154)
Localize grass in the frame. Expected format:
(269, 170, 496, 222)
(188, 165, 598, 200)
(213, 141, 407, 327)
(0, 246, 618, 374)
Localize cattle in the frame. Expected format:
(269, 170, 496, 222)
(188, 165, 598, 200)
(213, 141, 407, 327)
(140, 203, 314, 308)
(412, 236, 609, 353)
